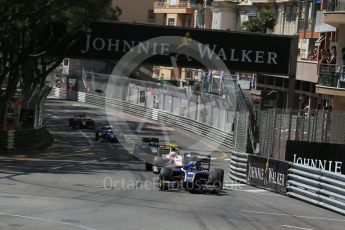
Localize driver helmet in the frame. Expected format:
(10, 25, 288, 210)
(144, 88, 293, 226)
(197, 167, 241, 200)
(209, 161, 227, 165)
(169, 151, 178, 158)
(186, 161, 196, 169)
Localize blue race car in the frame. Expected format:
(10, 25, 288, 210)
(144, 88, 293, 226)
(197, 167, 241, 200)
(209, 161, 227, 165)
(95, 126, 119, 143)
(158, 152, 224, 194)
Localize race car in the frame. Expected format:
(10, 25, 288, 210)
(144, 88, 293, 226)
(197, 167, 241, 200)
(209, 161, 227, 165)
(69, 113, 95, 129)
(95, 126, 119, 143)
(133, 137, 160, 171)
(151, 144, 181, 174)
(158, 152, 224, 194)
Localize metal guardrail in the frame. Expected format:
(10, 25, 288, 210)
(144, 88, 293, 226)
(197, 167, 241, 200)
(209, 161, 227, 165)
(287, 162, 345, 215)
(229, 150, 249, 183)
(326, 0, 345, 12)
(318, 63, 345, 89)
(48, 88, 234, 149)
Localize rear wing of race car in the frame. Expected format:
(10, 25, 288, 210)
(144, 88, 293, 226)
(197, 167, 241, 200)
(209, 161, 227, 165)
(183, 152, 211, 169)
(142, 137, 159, 144)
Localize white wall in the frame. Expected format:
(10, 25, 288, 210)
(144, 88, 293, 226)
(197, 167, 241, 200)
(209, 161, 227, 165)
(212, 9, 237, 30)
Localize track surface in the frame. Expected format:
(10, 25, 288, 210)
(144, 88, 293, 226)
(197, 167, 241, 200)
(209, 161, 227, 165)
(0, 100, 344, 230)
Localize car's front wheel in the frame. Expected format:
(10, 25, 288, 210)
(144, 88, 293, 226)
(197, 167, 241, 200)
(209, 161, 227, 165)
(145, 163, 152, 171)
(158, 167, 172, 190)
(208, 168, 224, 194)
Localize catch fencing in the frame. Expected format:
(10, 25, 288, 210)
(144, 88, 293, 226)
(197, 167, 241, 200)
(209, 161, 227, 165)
(259, 109, 345, 160)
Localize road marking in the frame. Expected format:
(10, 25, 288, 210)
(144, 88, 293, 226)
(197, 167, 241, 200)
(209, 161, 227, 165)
(240, 210, 345, 222)
(224, 183, 245, 187)
(242, 189, 267, 193)
(0, 212, 95, 230)
(218, 153, 229, 160)
(0, 182, 16, 185)
(281, 225, 313, 230)
(79, 130, 93, 147)
(75, 184, 103, 188)
(51, 165, 73, 170)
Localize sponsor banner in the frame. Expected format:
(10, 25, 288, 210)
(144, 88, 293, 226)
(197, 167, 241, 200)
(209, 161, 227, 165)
(52, 21, 295, 75)
(286, 140, 345, 174)
(247, 155, 289, 194)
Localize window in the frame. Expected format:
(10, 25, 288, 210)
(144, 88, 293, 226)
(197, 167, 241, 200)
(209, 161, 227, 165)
(63, 59, 69, 67)
(168, 18, 175, 26)
(148, 10, 155, 22)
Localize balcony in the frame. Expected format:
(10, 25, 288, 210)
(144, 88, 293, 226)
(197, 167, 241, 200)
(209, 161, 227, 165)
(316, 63, 345, 96)
(324, 0, 345, 26)
(275, 0, 296, 2)
(154, 1, 196, 14)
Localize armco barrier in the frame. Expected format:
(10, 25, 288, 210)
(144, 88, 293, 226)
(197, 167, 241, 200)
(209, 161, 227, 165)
(49, 88, 234, 149)
(287, 163, 345, 215)
(229, 150, 248, 183)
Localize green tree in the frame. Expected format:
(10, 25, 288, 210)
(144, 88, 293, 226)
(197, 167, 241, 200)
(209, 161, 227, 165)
(0, 0, 120, 132)
(241, 9, 277, 33)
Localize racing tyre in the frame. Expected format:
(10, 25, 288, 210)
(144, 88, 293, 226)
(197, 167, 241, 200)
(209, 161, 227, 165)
(87, 120, 95, 129)
(159, 167, 172, 190)
(95, 132, 101, 141)
(159, 167, 172, 180)
(145, 163, 152, 171)
(208, 168, 224, 194)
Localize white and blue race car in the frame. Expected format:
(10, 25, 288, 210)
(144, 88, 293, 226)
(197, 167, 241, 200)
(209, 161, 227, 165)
(158, 152, 224, 194)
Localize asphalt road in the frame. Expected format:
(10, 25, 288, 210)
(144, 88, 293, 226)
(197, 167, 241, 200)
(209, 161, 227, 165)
(0, 100, 344, 230)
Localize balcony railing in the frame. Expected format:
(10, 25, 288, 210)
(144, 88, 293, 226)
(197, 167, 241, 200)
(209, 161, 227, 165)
(318, 63, 345, 89)
(326, 0, 345, 12)
(154, 1, 196, 9)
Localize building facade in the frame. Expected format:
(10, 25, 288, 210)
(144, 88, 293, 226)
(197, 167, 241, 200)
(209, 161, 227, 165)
(315, 0, 345, 111)
(112, 0, 164, 24)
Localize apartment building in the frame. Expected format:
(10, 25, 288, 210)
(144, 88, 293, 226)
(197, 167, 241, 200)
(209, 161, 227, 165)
(112, 0, 164, 24)
(59, 1, 166, 93)
(249, 0, 317, 110)
(153, 0, 214, 89)
(315, 0, 345, 111)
